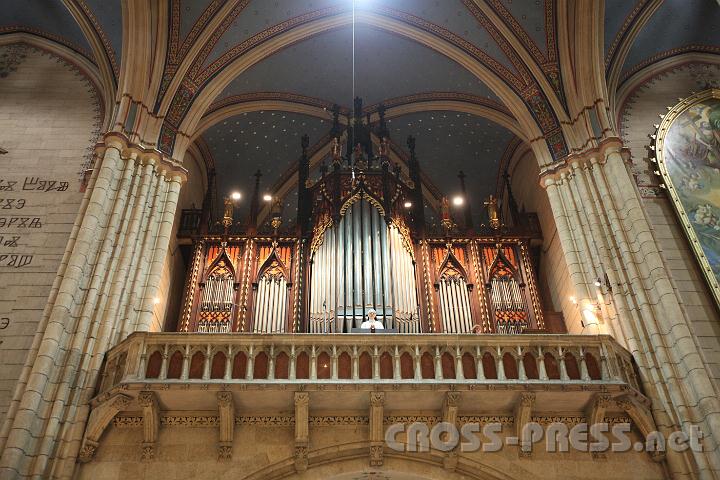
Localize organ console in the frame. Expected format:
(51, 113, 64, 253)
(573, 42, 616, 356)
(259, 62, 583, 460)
(177, 98, 545, 335)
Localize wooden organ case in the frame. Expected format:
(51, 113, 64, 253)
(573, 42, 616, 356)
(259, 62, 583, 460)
(177, 99, 546, 335)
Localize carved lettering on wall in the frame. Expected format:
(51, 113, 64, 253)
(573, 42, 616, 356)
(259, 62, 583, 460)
(0, 254, 33, 268)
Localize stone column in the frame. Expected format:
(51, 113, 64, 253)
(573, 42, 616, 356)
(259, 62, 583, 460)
(137, 172, 182, 331)
(540, 140, 720, 478)
(369, 391, 385, 466)
(0, 133, 187, 479)
(294, 392, 309, 472)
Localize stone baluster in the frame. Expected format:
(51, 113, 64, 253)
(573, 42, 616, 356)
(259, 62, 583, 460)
(268, 345, 276, 380)
(537, 347, 548, 380)
(601, 343, 619, 381)
(289, 345, 297, 380)
(310, 345, 317, 380)
(475, 347, 485, 380)
(159, 344, 169, 380)
(352, 346, 359, 380)
(558, 347, 568, 381)
(372, 346, 380, 380)
(203, 345, 212, 380)
(455, 346, 464, 380)
(137, 344, 148, 381)
(246, 346, 254, 380)
(224, 346, 233, 380)
(496, 347, 505, 380)
(434, 346, 442, 380)
(180, 344, 190, 380)
(517, 347, 527, 381)
(578, 347, 590, 381)
(331, 346, 339, 380)
(393, 346, 401, 380)
(414, 346, 422, 381)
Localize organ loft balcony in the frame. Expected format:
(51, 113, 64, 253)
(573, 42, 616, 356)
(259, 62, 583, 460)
(84, 101, 656, 465)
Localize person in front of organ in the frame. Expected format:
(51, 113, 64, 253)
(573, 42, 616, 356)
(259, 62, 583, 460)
(360, 309, 384, 331)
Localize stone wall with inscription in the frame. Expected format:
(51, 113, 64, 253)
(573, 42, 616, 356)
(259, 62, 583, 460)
(0, 44, 101, 421)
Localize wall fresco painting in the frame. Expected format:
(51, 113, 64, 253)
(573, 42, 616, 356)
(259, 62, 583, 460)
(656, 89, 720, 308)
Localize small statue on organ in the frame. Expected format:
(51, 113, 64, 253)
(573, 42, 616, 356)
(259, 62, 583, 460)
(331, 137, 342, 164)
(222, 197, 234, 230)
(440, 196, 454, 231)
(378, 137, 389, 158)
(484, 194, 500, 230)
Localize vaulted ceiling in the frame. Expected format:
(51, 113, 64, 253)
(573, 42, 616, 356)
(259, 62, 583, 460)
(2, 0, 719, 227)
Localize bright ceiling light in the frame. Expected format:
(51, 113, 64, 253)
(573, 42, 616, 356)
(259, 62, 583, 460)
(404, 201, 412, 208)
(231, 192, 242, 201)
(452, 196, 464, 206)
(263, 194, 273, 202)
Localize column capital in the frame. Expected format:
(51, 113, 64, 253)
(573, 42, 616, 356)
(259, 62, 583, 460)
(538, 137, 627, 187)
(99, 131, 188, 183)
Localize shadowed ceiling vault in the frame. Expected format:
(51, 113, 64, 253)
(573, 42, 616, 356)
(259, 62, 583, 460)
(1, 0, 719, 230)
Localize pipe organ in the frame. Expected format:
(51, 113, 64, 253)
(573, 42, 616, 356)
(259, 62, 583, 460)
(177, 98, 546, 335)
(309, 196, 420, 333)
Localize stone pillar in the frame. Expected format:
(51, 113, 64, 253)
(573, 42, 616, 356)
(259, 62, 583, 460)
(540, 140, 720, 478)
(294, 392, 309, 472)
(515, 392, 535, 457)
(0, 133, 187, 479)
(217, 391, 234, 460)
(139, 391, 159, 461)
(136, 171, 183, 332)
(369, 391, 385, 466)
(442, 392, 460, 471)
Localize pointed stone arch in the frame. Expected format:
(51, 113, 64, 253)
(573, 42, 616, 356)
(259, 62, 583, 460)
(158, 10, 559, 165)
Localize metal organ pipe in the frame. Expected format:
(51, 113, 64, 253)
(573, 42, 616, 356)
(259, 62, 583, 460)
(309, 201, 419, 333)
(438, 269, 474, 334)
(279, 277, 287, 333)
(269, 277, 277, 333)
(255, 278, 265, 333)
(378, 219, 388, 327)
(253, 273, 288, 333)
(450, 280, 459, 333)
(462, 285, 472, 332)
(387, 224, 396, 329)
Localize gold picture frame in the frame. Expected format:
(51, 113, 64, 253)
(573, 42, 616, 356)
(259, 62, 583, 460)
(655, 88, 720, 309)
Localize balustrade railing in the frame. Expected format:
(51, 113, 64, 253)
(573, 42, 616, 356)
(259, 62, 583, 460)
(98, 333, 640, 395)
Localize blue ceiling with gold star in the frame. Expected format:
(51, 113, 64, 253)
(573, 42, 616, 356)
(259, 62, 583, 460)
(202, 110, 332, 220)
(387, 110, 514, 226)
(2, 0, 718, 228)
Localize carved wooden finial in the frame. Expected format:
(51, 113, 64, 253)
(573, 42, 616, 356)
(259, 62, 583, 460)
(407, 135, 416, 153)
